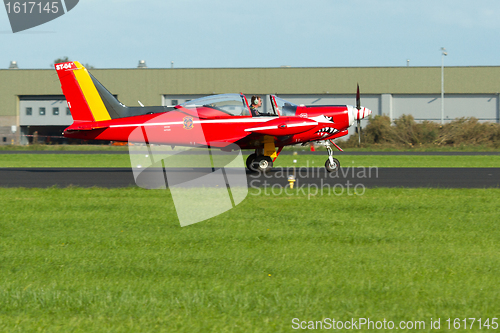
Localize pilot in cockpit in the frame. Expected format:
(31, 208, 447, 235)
(250, 95, 263, 116)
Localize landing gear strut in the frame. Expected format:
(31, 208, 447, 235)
(323, 141, 340, 172)
(247, 136, 277, 173)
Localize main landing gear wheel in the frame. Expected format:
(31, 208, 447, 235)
(246, 153, 256, 170)
(325, 158, 340, 172)
(250, 156, 273, 173)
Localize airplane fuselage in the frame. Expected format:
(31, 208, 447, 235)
(64, 104, 358, 149)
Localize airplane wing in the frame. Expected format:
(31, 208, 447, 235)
(244, 117, 317, 136)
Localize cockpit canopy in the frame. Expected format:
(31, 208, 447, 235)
(175, 93, 298, 118)
(270, 95, 297, 116)
(180, 94, 250, 116)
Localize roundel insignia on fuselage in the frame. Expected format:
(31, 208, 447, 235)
(183, 116, 194, 130)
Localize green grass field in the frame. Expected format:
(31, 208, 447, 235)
(0, 187, 499, 332)
(0, 153, 499, 168)
(274, 154, 500, 168)
(0, 145, 130, 152)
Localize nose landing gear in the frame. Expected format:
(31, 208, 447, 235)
(323, 140, 342, 173)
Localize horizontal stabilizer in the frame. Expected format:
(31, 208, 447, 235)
(64, 122, 109, 131)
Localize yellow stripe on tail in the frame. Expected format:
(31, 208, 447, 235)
(72, 61, 111, 122)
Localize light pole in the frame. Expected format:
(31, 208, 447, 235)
(441, 47, 447, 125)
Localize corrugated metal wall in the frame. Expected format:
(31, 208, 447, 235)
(1, 66, 500, 140)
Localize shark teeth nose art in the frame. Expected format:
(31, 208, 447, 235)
(316, 127, 339, 137)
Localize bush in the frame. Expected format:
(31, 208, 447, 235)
(435, 117, 500, 147)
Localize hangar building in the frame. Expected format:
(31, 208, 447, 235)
(0, 65, 499, 145)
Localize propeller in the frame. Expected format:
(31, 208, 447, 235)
(356, 84, 361, 146)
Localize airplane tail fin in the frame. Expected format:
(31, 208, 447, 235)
(54, 61, 125, 122)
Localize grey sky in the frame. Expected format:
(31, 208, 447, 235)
(1, 0, 500, 69)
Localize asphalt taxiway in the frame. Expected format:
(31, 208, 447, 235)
(1, 167, 498, 188)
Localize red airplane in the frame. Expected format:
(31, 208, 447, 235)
(55, 61, 371, 172)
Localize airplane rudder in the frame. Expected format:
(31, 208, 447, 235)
(55, 61, 112, 122)
(55, 61, 95, 122)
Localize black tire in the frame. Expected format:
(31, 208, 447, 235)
(246, 153, 256, 170)
(325, 158, 340, 172)
(250, 156, 273, 173)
